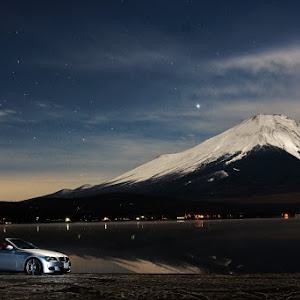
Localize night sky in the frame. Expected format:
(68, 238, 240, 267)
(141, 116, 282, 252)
(2, 0, 300, 201)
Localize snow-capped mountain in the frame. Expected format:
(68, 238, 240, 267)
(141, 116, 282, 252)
(42, 114, 300, 201)
(107, 114, 300, 185)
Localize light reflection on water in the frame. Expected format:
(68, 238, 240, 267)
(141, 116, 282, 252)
(1, 218, 300, 273)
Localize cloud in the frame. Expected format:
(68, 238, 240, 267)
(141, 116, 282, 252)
(32, 25, 179, 73)
(35, 48, 173, 73)
(0, 109, 20, 124)
(0, 109, 16, 118)
(207, 99, 300, 122)
(34, 101, 50, 109)
(78, 49, 172, 71)
(34, 101, 61, 109)
(213, 45, 300, 74)
(8, 42, 300, 146)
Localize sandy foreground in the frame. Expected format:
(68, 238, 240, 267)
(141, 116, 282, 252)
(1, 273, 300, 299)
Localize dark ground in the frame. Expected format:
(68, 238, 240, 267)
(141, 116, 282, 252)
(1, 273, 300, 299)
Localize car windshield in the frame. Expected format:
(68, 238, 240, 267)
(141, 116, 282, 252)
(8, 239, 37, 249)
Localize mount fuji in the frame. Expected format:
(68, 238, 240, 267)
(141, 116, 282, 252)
(43, 114, 300, 203)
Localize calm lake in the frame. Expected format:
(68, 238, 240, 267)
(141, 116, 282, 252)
(1, 218, 300, 274)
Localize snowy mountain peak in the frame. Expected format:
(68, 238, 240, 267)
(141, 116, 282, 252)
(203, 114, 300, 161)
(50, 188, 73, 197)
(75, 184, 93, 191)
(107, 114, 300, 185)
(228, 114, 300, 158)
(240, 114, 298, 135)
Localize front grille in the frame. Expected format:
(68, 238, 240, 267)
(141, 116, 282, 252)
(59, 257, 69, 262)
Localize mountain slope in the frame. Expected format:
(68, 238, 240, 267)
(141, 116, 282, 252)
(36, 114, 300, 201)
(105, 114, 300, 187)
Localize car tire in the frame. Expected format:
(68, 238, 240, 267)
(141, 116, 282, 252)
(25, 258, 43, 275)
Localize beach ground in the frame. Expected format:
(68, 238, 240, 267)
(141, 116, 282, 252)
(0, 273, 300, 299)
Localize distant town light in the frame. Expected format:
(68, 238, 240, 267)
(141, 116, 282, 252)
(195, 214, 205, 219)
(65, 217, 71, 222)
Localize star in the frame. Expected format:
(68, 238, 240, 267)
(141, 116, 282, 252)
(196, 104, 201, 109)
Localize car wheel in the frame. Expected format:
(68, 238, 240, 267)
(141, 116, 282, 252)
(25, 258, 43, 275)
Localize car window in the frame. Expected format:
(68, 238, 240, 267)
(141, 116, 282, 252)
(8, 239, 37, 249)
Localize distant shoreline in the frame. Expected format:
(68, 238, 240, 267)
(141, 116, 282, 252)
(0, 215, 294, 225)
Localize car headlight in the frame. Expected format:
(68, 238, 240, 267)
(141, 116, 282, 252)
(45, 256, 57, 262)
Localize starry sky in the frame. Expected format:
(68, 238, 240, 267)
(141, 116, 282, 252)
(2, 0, 300, 201)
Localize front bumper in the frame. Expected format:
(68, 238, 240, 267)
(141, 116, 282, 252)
(42, 259, 71, 274)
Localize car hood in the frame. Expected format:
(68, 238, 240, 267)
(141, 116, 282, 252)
(21, 249, 67, 257)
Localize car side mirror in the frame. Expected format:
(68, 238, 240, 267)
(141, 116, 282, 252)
(6, 245, 13, 251)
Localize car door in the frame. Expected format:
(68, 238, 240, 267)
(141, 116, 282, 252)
(0, 249, 18, 271)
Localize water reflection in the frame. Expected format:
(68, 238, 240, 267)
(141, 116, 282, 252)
(1, 219, 300, 273)
(195, 221, 204, 228)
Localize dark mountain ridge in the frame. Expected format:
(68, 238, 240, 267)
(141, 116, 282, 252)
(2, 114, 300, 222)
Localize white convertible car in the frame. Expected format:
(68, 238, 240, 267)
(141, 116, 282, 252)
(0, 238, 71, 275)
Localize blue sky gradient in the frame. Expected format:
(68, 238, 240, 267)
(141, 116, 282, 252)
(1, 0, 300, 200)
